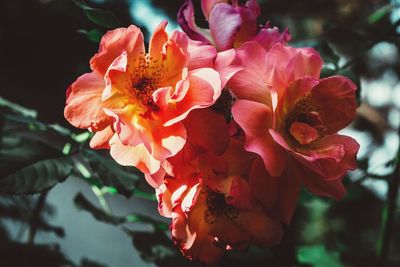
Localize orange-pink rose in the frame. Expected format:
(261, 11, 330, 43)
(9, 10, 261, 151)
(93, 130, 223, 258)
(64, 22, 225, 187)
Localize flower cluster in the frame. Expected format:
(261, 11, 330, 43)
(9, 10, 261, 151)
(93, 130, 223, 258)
(65, 0, 359, 264)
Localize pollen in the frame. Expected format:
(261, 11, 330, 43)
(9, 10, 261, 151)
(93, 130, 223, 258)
(129, 53, 167, 114)
(204, 188, 239, 224)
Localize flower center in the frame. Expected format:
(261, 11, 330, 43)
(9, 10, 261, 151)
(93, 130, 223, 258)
(285, 96, 325, 145)
(130, 54, 166, 114)
(204, 189, 239, 224)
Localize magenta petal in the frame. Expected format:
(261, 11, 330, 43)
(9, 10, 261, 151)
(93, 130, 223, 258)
(187, 39, 217, 70)
(209, 3, 242, 51)
(299, 164, 347, 200)
(251, 23, 291, 51)
(214, 48, 242, 88)
(201, 0, 227, 19)
(232, 100, 286, 176)
(178, 0, 211, 45)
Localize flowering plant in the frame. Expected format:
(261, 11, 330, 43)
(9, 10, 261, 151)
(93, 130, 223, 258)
(64, 0, 359, 263)
(2, 0, 400, 266)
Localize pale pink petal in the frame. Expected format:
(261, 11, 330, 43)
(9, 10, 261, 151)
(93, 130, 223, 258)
(160, 123, 187, 157)
(89, 126, 114, 149)
(209, 3, 242, 51)
(187, 39, 217, 70)
(178, 0, 212, 44)
(214, 48, 242, 88)
(145, 168, 166, 190)
(152, 86, 173, 112)
(164, 68, 222, 127)
(109, 134, 161, 179)
(228, 41, 271, 105)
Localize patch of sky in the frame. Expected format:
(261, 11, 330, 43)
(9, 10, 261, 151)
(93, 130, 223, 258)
(391, 0, 400, 33)
(361, 70, 397, 107)
(129, 0, 179, 41)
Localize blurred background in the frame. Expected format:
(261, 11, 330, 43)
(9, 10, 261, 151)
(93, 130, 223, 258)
(0, 0, 400, 266)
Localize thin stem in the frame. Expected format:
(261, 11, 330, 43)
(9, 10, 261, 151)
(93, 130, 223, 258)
(28, 190, 49, 244)
(377, 128, 400, 266)
(91, 186, 112, 215)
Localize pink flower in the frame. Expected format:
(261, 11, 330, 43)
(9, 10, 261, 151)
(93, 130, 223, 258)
(64, 22, 225, 187)
(230, 42, 360, 200)
(157, 138, 283, 264)
(178, 0, 290, 51)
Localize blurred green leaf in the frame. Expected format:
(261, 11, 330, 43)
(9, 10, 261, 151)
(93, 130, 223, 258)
(73, 0, 123, 29)
(297, 245, 345, 267)
(316, 41, 340, 67)
(0, 96, 37, 118)
(367, 4, 394, 24)
(320, 67, 336, 79)
(337, 69, 361, 106)
(0, 157, 73, 194)
(78, 28, 104, 43)
(85, 151, 142, 198)
(125, 229, 182, 265)
(74, 193, 168, 230)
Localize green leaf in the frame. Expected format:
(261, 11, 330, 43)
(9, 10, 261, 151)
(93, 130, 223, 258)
(367, 4, 394, 24)
(320, 67, 336, 78)
(297, 245, 345, 267)
(0, 157, 73, 194)
(125, 229, 182, 264)
(316, 41, 340, 67)
(78, 28, 104, 43)
(73, 0, 123, 29)
(0, 96, 37, 118)
(74, 193, 168, 230)
(337, 69, 361, 106)
(85, 150, 142, 198)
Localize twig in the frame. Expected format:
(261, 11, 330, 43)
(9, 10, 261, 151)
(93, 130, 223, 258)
(377, 127, 400, 266)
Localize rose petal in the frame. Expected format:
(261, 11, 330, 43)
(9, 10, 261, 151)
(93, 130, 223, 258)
(89, 126, 114, 149)
(209, 3, 242, 51)
(109, 134, 161, 179)
(178, 0, 212, 44)
(228, 41, 271, 105)
(90, 25, 144, 76)
(232, 100, 286, 176)
(164, 68, 222, 127)
(64, 72, 112, 131)
(310, 75, 357, 134)
(184, 109, 230, 155)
